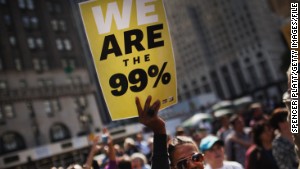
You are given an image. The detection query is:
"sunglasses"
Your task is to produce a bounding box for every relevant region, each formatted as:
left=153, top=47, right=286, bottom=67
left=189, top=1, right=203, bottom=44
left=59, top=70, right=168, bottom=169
left=175, top=153, right=204, bottom=169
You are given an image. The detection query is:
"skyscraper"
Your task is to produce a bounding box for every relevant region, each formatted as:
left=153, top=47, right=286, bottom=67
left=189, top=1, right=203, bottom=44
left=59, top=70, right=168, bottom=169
left=164, top=0, right=288, bottom=103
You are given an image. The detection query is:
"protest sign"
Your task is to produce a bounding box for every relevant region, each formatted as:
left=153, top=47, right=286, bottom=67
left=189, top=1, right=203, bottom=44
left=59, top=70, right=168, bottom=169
left=79, top=0, right=177, bottom=120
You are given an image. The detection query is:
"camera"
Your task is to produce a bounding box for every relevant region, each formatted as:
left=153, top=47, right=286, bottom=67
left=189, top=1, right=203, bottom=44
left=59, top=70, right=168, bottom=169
left=101, top=134, right=108, bottom=144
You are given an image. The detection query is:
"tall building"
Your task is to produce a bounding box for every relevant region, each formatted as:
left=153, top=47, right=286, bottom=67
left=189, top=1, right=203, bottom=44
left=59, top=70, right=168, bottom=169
left=164, top=0, right=288, bottom=104
left=0, top=0, right=105, bottom=168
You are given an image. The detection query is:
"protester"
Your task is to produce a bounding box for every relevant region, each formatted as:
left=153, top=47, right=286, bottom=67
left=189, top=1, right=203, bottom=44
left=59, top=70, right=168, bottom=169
left=136, top=95, right=205, bottom=169
left=83, top=135, right=101, bottom=169
left=117, top=155, right=132, bottom=169
left=216, top=114, right=233, bottom=143
left=124, top=137, right=139, bottom=156
left=175, top=126, right=186, bottom=136
left=135, top=132, right=151, bottom=158
left=245, top=121, right=278, bottom=169
left=225, top=115, right=251, bottom=166
left=248, top=103, right=268, bottom=127
left=114, top=144, right=125, bottom=157
left=270, top=107, right=298, bottom=169
left=200, top=135, right=243, bottom=169
left=82, top=128, right=117, bottom=169
left=131, top=152, right=151, bottom=169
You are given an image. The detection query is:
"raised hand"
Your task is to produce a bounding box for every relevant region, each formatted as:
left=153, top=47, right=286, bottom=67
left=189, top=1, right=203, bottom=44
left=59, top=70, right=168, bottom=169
left=135, top=95, right=166, bottom=134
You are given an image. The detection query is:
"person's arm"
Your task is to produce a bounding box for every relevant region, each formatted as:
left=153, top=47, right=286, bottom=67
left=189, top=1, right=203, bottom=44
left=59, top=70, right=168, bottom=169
left=104, top=128, right=118, bottom=169
left=83, top=136, right=101, bottom=169
left=105, top=128, right=116, bottom=162
left=231, top=135, right=251, bottom=148
left=136, top=96, right=169, bottom=169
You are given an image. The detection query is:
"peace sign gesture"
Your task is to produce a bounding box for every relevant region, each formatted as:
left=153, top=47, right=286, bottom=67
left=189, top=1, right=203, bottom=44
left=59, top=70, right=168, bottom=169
left=135, top=96, right=166, bottom=134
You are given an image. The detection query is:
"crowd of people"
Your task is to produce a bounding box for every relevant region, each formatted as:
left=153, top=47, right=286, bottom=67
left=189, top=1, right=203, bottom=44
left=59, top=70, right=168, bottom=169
left=52, top=66, right=299, bottom=169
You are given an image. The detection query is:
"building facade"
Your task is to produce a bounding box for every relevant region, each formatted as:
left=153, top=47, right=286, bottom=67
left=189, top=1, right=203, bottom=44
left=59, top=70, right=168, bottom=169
left=0, top=0, right=105, bottom=168
left=164, top=0, right=288, bottom=105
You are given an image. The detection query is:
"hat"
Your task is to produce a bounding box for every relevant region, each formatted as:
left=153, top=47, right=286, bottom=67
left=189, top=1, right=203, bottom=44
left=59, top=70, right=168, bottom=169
left=249, top=102, right=262, bottom=109
left=199, top=135, right=223, bottom=152
left=131, top=152, right=148, bottom=165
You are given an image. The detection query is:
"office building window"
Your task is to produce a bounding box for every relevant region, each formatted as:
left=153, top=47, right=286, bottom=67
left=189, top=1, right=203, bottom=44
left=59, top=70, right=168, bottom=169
left=50, top=123, right=70, bottom=142
left=37, top=79, right=43, bottom=87
left=22, top=16, right=30, bottom=29
left=37, top=78, right=45, bottom=87
left=27, top=37, right=35, bottom=49
left=62, top=59, right=76, bottom=70
left=75, top=96, right=87, bottom=109
left=1, top=132, right=26, bottom=154
left=67, top=76, right=81, bottom=86
left=51, top=20, right=58, bottom=31
left=41, top=59, right=49, bottom=71
left=185, top=91, right=191, bottom=99
left=26, top=0, right=34, bottom=10
left=210, top=71, right=225, bottom=99
left=247, top=65, right=259, bottom=88
left=31, top=17, right=39, bottom=29
left=64, top=39, right=72, bottom=51
left=194, top=88, right=201, bottom=95
left=9, top=36, right=16, bottom=47
left=26, top=102, right=34, bottom=113
left=33, top=58, right=41, bottom=71
left=4, top=15, right=12, bottom=27
left=259, top=60, right=273, bottom=82
left=0, top=81, right=7, bottom=90
left=36, top=38, right=44, bottom=49
left=23, top=16, right=39, bottom=29
left=204, top=84, right=211, bottom=93
left=15, top=58, right=23, bottom=71
left=52, top=99, right=61, bottom=112
left=18, top=0, right=35, bottom=10
left=18, top=0, right=26, bottom=9
left=44, top=99, right=61, bottom=117
left=56, top=39, right=63, bottom=50
left=44, top=100, right=53, bottom=117
left=3, top=133, right=18, bottom=151
left=59, top=20, right=67, bottom=31
left=232, top=61, right=247, bottom=92
left=4, top=104, right=15, bottom=118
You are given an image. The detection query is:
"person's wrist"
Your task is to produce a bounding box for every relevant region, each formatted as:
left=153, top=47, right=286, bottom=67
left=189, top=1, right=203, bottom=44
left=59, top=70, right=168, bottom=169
left=153, top=123, right=166, bottom=134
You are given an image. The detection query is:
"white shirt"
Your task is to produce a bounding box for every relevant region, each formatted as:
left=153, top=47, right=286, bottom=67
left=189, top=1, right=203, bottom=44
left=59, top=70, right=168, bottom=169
left=204, top=161, right=244, bottom=169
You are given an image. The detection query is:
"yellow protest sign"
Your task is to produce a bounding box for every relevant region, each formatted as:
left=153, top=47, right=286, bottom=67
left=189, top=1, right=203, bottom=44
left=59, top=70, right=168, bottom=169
left=79, top=0, right=177, bottom=120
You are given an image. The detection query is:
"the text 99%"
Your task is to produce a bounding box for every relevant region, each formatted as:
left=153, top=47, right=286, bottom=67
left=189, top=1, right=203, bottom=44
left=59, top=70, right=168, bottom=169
left=109, top=62, right=171, bottom=96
